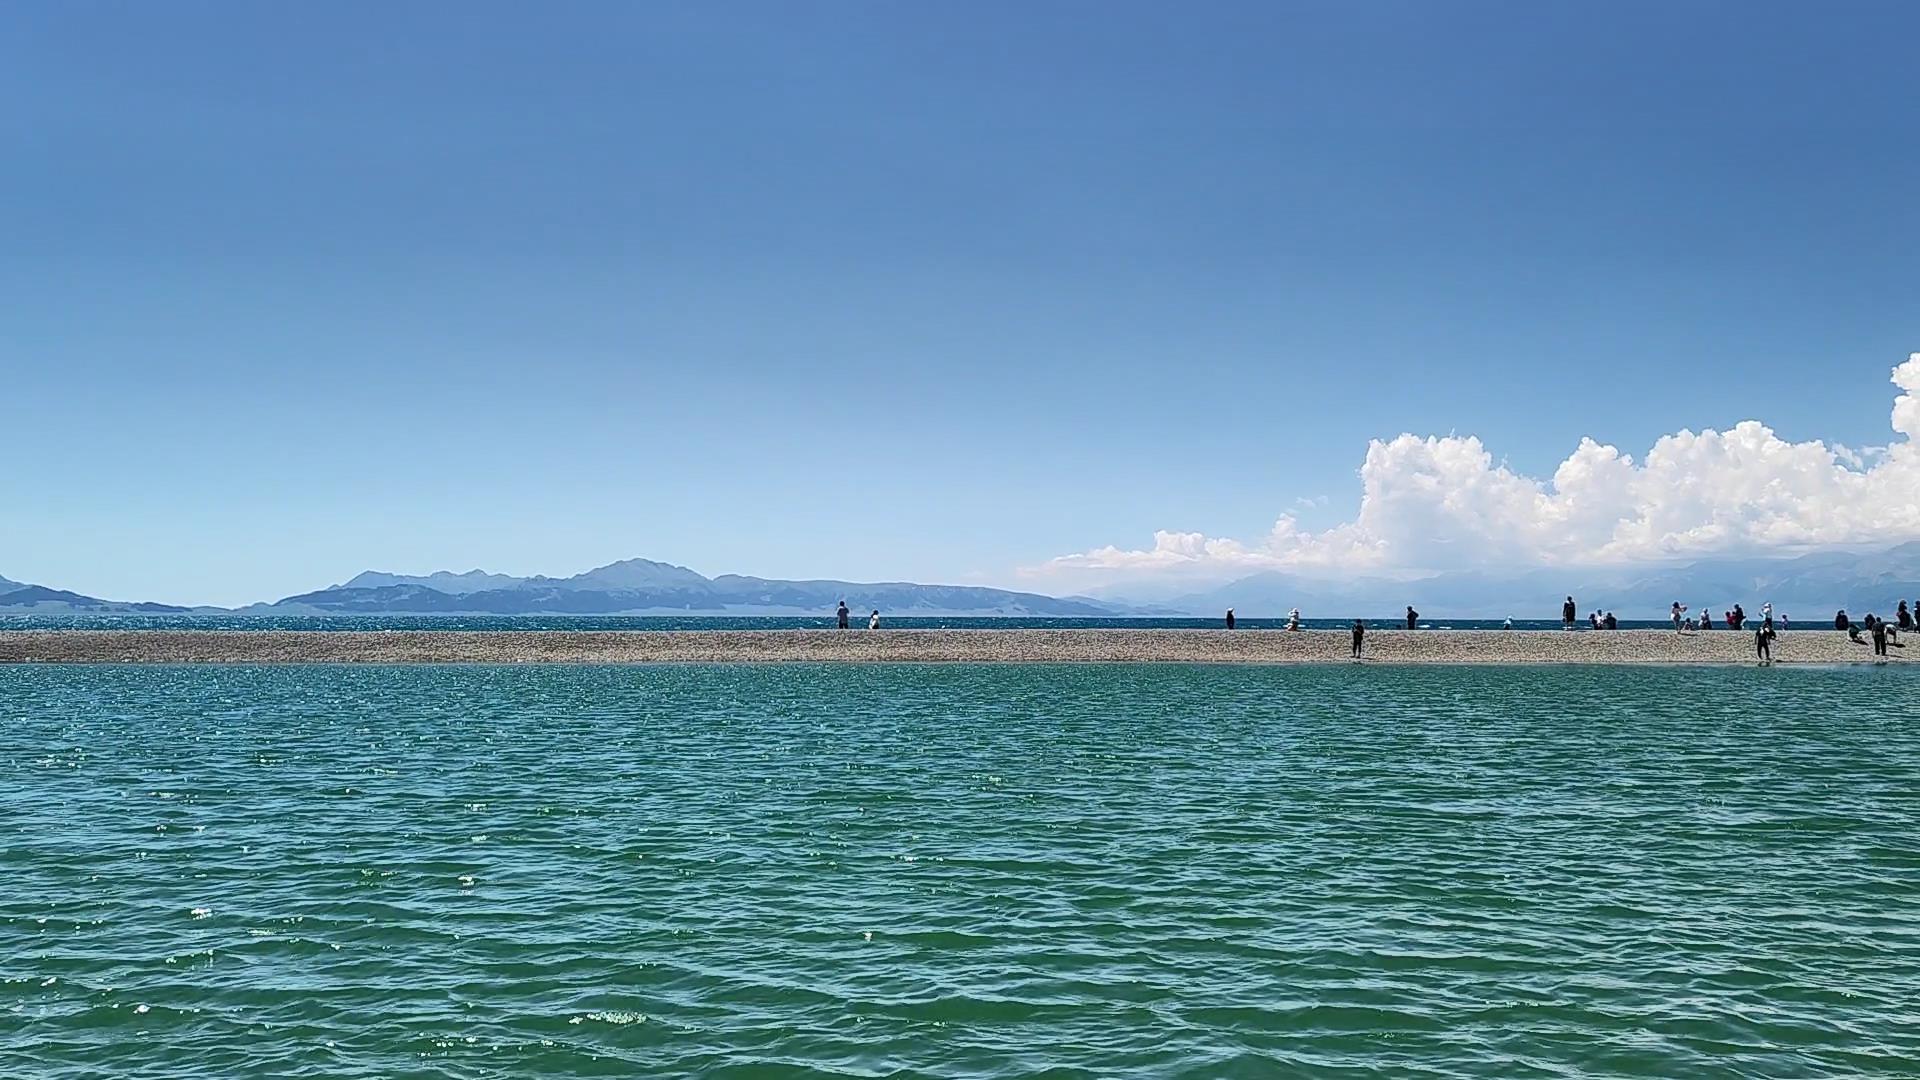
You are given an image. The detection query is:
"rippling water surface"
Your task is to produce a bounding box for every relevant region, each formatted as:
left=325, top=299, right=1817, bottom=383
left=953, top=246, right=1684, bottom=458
left=4, top=664, right=1918, bottom=1077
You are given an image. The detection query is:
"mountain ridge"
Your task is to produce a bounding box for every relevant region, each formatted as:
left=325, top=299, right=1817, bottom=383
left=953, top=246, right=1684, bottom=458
left=9, top=544, right=1920, bottom=617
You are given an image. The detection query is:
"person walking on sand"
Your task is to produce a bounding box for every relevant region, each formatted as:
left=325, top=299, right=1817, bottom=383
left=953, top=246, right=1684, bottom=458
left=1755, top=623, right=1776, bottom=664
left=836, top=600, right=850, bottom=629
left=868, top=610, right=881, bottom=630
left=1351, top=619, right=1366, bottom=659
left=1562, top=596, right=1577, bottom=630
left=1405, top=606, right=1419, bottom=630
left=1225, top=608, right=1236, bottom=630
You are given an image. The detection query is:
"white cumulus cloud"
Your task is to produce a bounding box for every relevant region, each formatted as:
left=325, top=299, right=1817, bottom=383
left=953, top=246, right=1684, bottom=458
left=1040, top=355, right=1920, bottom=581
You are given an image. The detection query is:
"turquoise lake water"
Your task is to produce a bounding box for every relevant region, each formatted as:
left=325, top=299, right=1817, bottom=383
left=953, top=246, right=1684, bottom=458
left=4, top=664, right=1918, bottom=1077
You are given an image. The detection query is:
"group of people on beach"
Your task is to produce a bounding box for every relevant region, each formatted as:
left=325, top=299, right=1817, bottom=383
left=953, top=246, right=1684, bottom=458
left=834, top=600, right=881, bottom=630
left=1835, top=604, right=1913, bottom=655
left=1665, top=600, right=1775, bottom=633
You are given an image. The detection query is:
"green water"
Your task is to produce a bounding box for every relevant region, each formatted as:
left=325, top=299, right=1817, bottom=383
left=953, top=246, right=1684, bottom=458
left=3, top=664, right=1918, bottom=1078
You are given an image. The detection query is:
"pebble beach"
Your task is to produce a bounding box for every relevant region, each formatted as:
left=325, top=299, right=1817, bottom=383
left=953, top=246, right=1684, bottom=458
left=0, top=628, right=1904, bottom=664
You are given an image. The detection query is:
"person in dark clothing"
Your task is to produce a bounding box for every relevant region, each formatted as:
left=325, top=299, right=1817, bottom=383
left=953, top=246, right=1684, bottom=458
left=1561, top=596, right=1577, bottom=629
left=1700, top=609, right=1713, bottom=631
left=1900, top=601, right=1913, bottom=631
left=1351, top=619, right=1366, bottom=658
left=1405, top=606, right=1419, bottom=630
left=1225, top=608, right=1236, bottom=630
left=1731, top=604, right=1745, bottom=630
left=1873, top=618, right=1889, bottom=656
left=1755, top=624, right=1775, bottom=663
left=836, top=600, right=850, bottom=629
left=1603, top=612, right=1618, bottom=630
left=1835, top=610, right=1850, bottom=632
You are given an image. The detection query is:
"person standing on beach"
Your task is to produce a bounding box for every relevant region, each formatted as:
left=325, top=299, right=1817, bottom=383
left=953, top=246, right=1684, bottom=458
left=1225, top=608, right=1236, bottom=630
left=868, top=610, right=881, bottom=630
left=1761, top=602, right=1773, bottom=631
left=1900, top=601, right=1913, bottom=631
left=1700, top=608, right=1713, bottom=631
left=1731, top=604, right=1745, bottom=630
left=1835, top=609, right=1851, bottom=632
left=1755, top=624, right=1775, bottom=664
left=836, top=600, right=850, bottom=629
left=1671, top=602, right=1685, bottom=632
left=1561, top=597, right=1576, bottom=630
left=1873, top=617, right=1889, bottom=656
left=1351, top=619, right=1366, bottom=658
left=1405, top=606, right=1418, bottom=630
left=1604, top=611, right=1617, bottom=630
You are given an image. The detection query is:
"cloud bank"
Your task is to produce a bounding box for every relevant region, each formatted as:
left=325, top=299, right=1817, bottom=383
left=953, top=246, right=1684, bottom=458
left=1042, top=355, right=1920, bottom=581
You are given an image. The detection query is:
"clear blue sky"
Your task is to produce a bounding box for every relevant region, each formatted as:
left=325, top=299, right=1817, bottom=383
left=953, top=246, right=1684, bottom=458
left=4, top=0, right=1917, bottom=606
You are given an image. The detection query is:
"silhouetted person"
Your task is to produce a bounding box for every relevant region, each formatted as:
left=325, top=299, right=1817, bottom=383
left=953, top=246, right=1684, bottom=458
left=1835, top=609, right=1851, bottom=632
left=1405, top=606, right=1418, bottom=630
left=868, top=610, right=881, bottom=630
left=1225, top=608, right=1236, bottom=630
left=1873, top=618, right=1889, bottom=656
left=1760, top=602, right=1772, bottom=630
left=1700, top=609, right=1713, bottom=631
left=1603, top=612, right=1618, bottom=630
left=1671, top=602, right=1684, bottom=632
left=1755, top=624, right=1775, bottom=663
left=1900, top=601, right=1913, bottom=631
left=836, top=600, right=850, bottom=629
left=1731, top=604, right=1745, bottom=630
left=1351, top=619, right=1366, bottom=658
left=1562, top=596, right=1577, bottom=630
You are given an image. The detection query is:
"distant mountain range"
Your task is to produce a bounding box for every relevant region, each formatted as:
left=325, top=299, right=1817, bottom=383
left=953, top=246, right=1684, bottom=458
left=7, top=545, right=1920, bottom=619
left=244, top=558, right=1126, bottom=616
left=1154, top=542, right=1920, bottom=620
left=0, top=575, right=192, bottom=614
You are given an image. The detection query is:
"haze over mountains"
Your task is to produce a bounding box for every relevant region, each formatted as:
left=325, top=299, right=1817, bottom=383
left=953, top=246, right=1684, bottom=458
left=6, top=548, right=1920, bottom=619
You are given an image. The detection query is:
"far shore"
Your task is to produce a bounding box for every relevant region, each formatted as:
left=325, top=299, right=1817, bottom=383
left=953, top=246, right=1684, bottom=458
left=0, top=628, right=1910, bottom=666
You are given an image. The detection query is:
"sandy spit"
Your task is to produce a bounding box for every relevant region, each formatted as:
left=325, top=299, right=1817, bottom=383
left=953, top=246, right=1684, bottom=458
left=0, top=629, right=1909, bottom=665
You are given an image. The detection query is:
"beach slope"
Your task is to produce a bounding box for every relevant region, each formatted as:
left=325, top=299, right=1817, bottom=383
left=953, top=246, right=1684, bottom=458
left=0, top=629, right=1903, bottom=665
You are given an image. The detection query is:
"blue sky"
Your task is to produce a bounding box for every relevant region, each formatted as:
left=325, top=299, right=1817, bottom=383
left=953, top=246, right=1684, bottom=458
left=4, top=1, right=1918, bottom=606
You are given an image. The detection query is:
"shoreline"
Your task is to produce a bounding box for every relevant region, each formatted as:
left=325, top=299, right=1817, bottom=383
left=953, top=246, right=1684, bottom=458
left=0, top=628, right=1910, bottom=666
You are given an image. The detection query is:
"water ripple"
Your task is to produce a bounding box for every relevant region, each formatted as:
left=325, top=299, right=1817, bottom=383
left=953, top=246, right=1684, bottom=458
left=2, top=663, right=1918, bottom=1077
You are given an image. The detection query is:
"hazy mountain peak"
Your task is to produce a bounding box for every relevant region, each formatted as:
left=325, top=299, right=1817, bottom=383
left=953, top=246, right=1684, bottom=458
left=557, top=558, right=711, bottom=591
left=342, top=569, right=528, bottom=594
